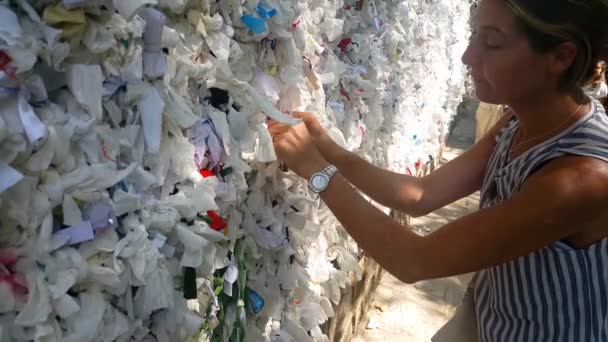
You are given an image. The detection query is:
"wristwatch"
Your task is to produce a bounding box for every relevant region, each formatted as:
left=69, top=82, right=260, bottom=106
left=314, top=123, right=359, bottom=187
left=308, top=164, right=338, bottom=194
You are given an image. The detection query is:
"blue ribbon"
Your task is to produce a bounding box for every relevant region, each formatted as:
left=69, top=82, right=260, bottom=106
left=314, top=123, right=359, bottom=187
left=246, top=288, right=265, bottom=314
left=256, top=4, right=277, bottom=19
left=241, top=15, right=267, bottom=35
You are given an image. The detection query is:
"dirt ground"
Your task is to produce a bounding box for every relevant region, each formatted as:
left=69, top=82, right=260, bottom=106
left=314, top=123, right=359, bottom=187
left=352, top=102, right=479, bottom=342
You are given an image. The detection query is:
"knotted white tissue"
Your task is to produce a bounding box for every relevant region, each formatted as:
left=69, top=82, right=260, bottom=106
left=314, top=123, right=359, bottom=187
left=0, top=6, right=22, bottom=46
left=14, top=272, right=52, bottom=327
left=113, top=0, right=157, bottom=19
left=140, top=7, right=167, bottom=78
left=138, top=84, right=164, bottom=154
left=62, top=290, right=106, bottom=342
left=66, top=64, right=104, bottom=120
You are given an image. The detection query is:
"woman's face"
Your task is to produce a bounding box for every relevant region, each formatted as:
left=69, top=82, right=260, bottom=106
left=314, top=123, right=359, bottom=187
left=462, top=0, right=560, bottom=105
left=593, top=62, right=605, bottom=79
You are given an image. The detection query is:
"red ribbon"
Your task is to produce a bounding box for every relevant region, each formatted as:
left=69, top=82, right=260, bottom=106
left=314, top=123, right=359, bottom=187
left=0, top=251, right=28, bottom=297
left=291, top=18, right=301, bottom=30
left=199, top=170, right=226, bottom=231
left=0, top=51, right=16, bottom=80
left=340, top=89, right=351, bottom=101
left=207, top=210, right=227, bottom=231
left=337, top=37, right=353, bottom=53
left=199, top=169, right=216, bottom=178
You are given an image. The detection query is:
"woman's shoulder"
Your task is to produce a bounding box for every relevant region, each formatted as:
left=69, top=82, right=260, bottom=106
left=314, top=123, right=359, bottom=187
left=598, top=83, right=608, bottom=98
left=555, top=103, right=608, bottom=161
left=577, top=100, right=608, bottom=129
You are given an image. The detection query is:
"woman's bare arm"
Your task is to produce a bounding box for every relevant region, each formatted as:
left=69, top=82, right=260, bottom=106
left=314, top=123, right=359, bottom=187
left=317, top=155, right=608, bottom=283
left=313, top=112, right=513, bottom=217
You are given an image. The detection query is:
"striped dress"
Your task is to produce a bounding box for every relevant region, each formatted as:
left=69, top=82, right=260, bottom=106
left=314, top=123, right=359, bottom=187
left=474, top=99, right=608, bottom=342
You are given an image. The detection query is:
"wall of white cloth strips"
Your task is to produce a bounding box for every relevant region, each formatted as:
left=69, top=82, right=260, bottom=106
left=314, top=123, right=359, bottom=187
left=0, top=0, right=469, bottom=341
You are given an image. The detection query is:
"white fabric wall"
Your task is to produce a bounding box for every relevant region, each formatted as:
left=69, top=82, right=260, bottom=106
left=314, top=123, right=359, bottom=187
left=0, top=0, right=469, bottom=341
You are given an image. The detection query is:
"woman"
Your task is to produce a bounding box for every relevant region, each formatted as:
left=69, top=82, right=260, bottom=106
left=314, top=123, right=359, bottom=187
left=269, top=0, right=608, bottom=341
left=583, top=61, right=608, bottom=104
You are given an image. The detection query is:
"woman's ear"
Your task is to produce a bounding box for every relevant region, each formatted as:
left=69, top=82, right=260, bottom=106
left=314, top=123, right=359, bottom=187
left=549, top=41, right=578, bottom=75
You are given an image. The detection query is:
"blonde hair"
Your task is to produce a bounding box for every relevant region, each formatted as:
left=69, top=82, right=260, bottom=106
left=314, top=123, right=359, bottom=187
left=505, top=0, right=608, bottom=89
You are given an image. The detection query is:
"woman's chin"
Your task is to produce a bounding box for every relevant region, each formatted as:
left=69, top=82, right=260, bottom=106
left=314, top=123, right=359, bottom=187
left=473, top=83, right=500, bottom=104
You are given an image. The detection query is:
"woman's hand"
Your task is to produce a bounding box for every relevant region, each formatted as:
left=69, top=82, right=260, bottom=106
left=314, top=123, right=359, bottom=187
left=270, top=111, right=342, bottom=162
left=268, top=112, right=330, bottom=179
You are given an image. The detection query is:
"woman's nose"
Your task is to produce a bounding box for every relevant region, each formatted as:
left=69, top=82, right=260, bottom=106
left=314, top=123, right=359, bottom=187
left=461, top=42, right=478, bottom=67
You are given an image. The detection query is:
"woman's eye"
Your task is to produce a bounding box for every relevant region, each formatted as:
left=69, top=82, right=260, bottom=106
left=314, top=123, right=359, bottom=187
left=481, top=34, right=499, bottom=47
left=483, top=41, right=501, bottom=49
left=469, top=34, right=499, bottom=50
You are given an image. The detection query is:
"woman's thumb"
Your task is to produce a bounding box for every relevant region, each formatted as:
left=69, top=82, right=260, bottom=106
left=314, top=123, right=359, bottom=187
left=292, top=111, right=319, bottom=131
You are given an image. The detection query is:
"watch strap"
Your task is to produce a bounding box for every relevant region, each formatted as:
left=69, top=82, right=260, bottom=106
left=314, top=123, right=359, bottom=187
left=321, top=164, right=338, bottom=178
left=308, top=164, right=338, bottom=194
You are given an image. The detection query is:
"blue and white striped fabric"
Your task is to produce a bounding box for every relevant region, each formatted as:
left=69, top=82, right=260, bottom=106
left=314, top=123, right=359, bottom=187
left=474, top=99, right=608, bottom=342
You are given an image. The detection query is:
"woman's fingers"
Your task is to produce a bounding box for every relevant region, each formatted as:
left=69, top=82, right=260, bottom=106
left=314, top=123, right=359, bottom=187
left=268, top=124, right=291, bottom=136
left=291, top=111, right=323, bottom=136
left=291, top=111, right=313, bottom=119
left=272, top=133, right=283, bottom=143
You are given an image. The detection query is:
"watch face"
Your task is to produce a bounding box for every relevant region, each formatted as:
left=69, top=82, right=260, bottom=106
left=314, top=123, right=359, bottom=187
left=311, top=174, right=329, bottom=191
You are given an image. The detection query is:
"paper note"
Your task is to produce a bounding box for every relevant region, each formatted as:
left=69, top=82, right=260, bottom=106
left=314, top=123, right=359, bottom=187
left=52, top=221, right=95, bottom=249
left=159, top=244, right=175, bottom=257
left=18, top=93, right=47, bottom=144
left=151, top=233, right=167, bottom=249
left=0, top=163, right=23, bottom=194
left=140, top=8, right=167, bottom=78
left=85, top=202, right=115, bottom=232
left=138, top=85, right=164, bottom=154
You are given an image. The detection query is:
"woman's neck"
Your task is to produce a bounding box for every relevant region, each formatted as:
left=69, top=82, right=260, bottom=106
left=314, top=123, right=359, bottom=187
left=508, top=92, right=588, bottom=140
